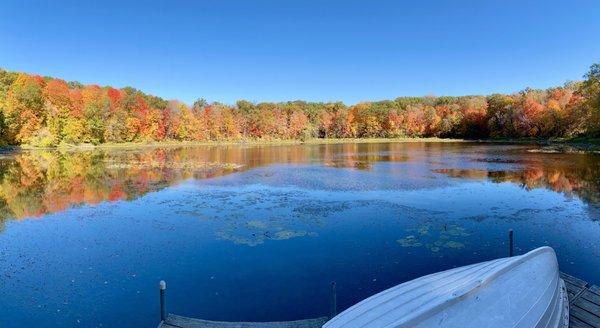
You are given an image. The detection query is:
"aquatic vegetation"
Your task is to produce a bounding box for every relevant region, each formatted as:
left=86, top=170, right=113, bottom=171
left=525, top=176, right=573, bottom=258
left=216, top=220, right=318, bottom=247
left=396, top=235, right=422, bottom=247
left=246, top=220, right=268, bottom=229
left=444, top=241, right=466, bottom=249
left=444, top=225, right=470, bottom=237
left=0, top=142, right=598, bottom=227
left=325, top=161, right=372, bottom=170
left=292, top=200, right=352, bottom=218
left=274, top=230, right=308, bottom=239
left=397, top=224, right=470, bottom=253
left=0, top=142, right=599, bottom=328
left=417, top=226, right=430, bottom=235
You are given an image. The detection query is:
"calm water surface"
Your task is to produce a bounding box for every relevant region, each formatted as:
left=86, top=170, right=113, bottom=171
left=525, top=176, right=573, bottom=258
left=0, top=142, right=598, bottom=327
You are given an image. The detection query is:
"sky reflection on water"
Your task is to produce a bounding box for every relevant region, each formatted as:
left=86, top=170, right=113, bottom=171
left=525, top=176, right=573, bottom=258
left=0, top=142, right=598, bottom=327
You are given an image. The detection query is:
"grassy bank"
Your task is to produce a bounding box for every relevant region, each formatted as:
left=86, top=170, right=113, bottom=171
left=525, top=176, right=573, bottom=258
left=478, top=137, right=600, bottom=153
left=15, top=137, right=466, bottom=151
left=6, top=136, right=599, bottom=153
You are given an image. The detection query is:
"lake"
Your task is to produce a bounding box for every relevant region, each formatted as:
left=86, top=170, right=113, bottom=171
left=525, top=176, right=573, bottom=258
left=0, top=142, right=598, bottom=327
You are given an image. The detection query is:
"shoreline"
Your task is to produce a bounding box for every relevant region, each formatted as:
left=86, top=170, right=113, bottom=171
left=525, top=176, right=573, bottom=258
left=2, top=137, right=598, bottom=153
left=12, top=137, right=468, bottom=151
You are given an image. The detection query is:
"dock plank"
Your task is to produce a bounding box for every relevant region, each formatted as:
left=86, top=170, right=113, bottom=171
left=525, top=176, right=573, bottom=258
left=562, top=272, right=589, bottom=305
left=581, top=290, right=600, bottom=308
left=571, top=316, right=595, bottom=328
left=561, top=271, right=600, bottom=328
left=574, top=297, right=600, bottom=319
left=562, top=273, right=588, bottom=288
left=571, top=306, right=600, bottom=328
left=158, top=322, right=180, bottom=328
left=163, top=314, right=328, bottom=328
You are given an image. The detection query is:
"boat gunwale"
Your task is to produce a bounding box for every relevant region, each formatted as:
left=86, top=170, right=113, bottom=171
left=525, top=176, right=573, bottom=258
left=326, top=246, right=560, bottom=327
left=325, top=258, right=511, bottom=327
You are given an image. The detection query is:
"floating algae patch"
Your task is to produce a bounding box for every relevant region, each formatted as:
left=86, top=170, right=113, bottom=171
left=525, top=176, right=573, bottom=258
left=472, top=157, right=534, bottom=164
left=417, top=225, right=430, bottom=236
left=444, top=225, right=470, bottom=237
left=444, top=241, right=465, bottom=249
left=174, top=209, right=211, bottom=220
left=398, top=223, right=470, bottom=253
left=325, top=161, right=373, bottom=170
left=274, top=230, right=307, bottom=239
left=396, top=235, right=423, bottom=247
left=216, top=218, right=318, bottom=246
left=246, top=220, right=269, bottom=229
left=292, top=200, right=352, bottom=218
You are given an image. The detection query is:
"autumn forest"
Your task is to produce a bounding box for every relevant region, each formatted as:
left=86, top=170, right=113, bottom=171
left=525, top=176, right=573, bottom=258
left=0, top=64, right=599, bottom=147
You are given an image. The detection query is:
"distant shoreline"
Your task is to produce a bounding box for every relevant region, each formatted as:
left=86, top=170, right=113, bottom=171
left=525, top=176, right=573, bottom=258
left=4, top=137, right=461, bottom=151
left=1, top=137, right=598, bottom=153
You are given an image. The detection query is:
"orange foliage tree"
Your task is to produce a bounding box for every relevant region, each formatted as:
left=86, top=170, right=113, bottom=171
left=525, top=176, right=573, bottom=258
left=0, top=63, right=599, bottom=146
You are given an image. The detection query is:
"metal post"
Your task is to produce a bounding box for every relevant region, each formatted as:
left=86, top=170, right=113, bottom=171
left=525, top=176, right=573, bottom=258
left=330, top=281, right=337, bottom=318
left=508, top=229, right=514, bottom=257
left=160, top=280, right=167, bottom=322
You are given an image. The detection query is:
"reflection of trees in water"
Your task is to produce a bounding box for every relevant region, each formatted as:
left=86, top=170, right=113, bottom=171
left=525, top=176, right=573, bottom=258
left=489, top=165, right=600, bottom=221
left=0, top=143, right=426, bottom=224
left=0, top=143, right=598, bottom=226
left=488, top=166, right=600, bottom=204
left=586, top=204, right=600, bottom=222
left=0, top=148, right=243, bottom=224
left=434, top=155, right=600, bottom=206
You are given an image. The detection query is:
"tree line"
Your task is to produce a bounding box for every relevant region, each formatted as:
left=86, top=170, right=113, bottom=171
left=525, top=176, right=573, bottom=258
left=0, top=63, right=598, bottom=147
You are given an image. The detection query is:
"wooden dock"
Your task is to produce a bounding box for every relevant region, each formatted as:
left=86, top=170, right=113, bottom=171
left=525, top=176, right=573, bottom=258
left=158, top=315, right=328, bottom=328
left=561, top=272, right=600, bottom=328
left=158, top=273, right=599, bottom=328
left=156, top=279, right=330, bottom=328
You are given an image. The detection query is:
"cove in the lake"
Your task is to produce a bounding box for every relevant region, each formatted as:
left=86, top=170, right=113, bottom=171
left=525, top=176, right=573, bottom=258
left=0, top=142, right=598, bottom=327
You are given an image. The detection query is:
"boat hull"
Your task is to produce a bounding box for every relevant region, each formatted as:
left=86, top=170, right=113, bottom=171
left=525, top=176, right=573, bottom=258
left=324, top=247, right=569, bottom=328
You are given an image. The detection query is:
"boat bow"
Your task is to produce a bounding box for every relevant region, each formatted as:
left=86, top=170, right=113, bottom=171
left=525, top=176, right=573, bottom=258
left=324, top=247, right=569, bottom=328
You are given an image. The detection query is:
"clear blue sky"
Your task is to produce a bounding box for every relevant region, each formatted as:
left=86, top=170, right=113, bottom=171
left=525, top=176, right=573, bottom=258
left=1, top=0, right=599, bottom=105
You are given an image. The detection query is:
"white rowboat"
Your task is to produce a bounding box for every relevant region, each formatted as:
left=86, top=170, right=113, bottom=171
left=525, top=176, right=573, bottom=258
left=324, top=247, right=569, bottom=328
